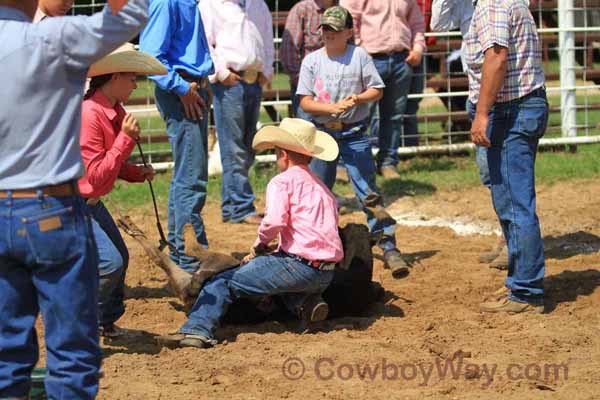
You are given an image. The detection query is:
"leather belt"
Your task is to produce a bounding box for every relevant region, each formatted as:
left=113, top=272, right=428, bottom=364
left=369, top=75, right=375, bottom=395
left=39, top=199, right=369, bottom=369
left=319, top=119, right=366, bottom=133
left=0, top=182, right=77, bottom=199
left=284, top=252, right=336, bottom=271
left=370, top=50, right=409, bottom=59
left=177, top=70, right=209, bottom=89
left=231, top=69, right=259, bottom=84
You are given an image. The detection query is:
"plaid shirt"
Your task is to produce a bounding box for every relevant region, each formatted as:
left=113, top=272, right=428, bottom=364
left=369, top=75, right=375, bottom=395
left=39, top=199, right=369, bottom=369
left=464, top=0, right=545, bottom=103
left=281, top=0, right=328, bottom=85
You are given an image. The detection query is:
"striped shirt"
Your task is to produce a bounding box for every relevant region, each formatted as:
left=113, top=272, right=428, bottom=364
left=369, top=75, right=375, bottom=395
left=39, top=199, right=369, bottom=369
left=464, top=0, right=545, bottom=103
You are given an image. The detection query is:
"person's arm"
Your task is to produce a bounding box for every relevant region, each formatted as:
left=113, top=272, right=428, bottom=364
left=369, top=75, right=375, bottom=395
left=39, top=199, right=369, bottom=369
left=118, top=163, right=146, bottom=182
left=46, top=0, right=148, bottom=72
left=255, top=180, right=290, bottom=246
left=430, top=0, right=462, bottom=32
left=81, top=111, right=139, bottom=190
left=281, top=5, right=304, bottom=86
left=471, top=45, right=508, bottom=146
left=340, top=0, right=363, bottom=45
left=406, top=0, right=427, bottom=67
left=259, top=2, right=275, bottom=82
left=199, top=0, right=236, bottom=84
left=470, top=1, right=510, bottom=147
left=139, top=0, right=190, bottom=96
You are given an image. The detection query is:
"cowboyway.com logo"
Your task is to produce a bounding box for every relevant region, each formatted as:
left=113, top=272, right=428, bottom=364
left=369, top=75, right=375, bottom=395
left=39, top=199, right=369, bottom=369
left=281, top=356, right=568, bottom=386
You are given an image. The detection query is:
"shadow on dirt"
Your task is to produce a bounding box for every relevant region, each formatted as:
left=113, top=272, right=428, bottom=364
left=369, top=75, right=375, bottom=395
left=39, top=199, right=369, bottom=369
left=544, top=231, right=600, bottom=260
left=544, top=268, right=600, bottom=313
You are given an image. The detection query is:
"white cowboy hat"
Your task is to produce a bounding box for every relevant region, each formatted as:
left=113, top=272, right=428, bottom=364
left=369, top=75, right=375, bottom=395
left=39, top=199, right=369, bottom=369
left=88, top=43, right=167, bottom=77
left=253, top=118, right=339, bottom=161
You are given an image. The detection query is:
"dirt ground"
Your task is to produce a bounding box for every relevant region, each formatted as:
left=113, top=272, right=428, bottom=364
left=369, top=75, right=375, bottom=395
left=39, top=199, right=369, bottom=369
left=37, top=178, right=600, bottom=399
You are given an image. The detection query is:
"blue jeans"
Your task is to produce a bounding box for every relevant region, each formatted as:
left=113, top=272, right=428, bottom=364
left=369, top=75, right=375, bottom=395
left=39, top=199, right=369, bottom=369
left=309, top=124, right=397, bottom=252
left=372, top=52, right=413, bottom=168
left=210, top=81, right=261, bottom=223
left=155, top=86, right=210, bottom=272
left=86, top=200, right=128, bottom=326
left=0, top=194, right=101, bottom=399
left=476, top=145, right=491, bottom=188
left=468, top=89, right=548, bottom=305
left=180, top=252, right=334, bottom=340
left=403, top=62, right=425, bottom=147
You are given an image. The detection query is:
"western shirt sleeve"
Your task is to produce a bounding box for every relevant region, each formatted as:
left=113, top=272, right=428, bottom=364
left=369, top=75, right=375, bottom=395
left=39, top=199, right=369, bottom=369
left=260, top=1, right=275, bottom=80
left=256, top=179, right=290, bottom=246
left=118, top=163, right=145, bottom=183
left=478, top=0, right=510, bottom=51
left=281, top=4, right=304, bottom=84
left=430, top=0, right=462, bottom=31
left=361, top=50, right=385, bottom=89
left=340, top=0, right=363, bottom=46
left=139, top=0, right=191, bottom=96
left=407, top=0, right=427, bottom=54
left=199, top=0, right=230, bottom=82
left=48, top=0, right=148, bottom=72
left=80, top=108, right=137, bottom=190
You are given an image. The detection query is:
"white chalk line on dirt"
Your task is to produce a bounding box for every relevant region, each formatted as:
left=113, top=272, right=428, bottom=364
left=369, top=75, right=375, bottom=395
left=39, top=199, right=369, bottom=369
left=391, top=212, right=502, bottom=236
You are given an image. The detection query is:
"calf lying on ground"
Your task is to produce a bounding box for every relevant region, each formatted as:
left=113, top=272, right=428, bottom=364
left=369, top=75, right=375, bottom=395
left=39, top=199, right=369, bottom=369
left=117, top=218, right=385, bottom=319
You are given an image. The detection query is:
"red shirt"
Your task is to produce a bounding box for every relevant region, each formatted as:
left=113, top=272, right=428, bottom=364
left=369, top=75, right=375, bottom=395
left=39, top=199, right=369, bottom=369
left=78, top=90, right=144, bottom=198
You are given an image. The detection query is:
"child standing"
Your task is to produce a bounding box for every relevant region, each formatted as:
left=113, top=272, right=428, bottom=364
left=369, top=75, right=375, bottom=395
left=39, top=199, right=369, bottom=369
left=159, top=118, right=343, bottom=348
left=297, top=6, right=410, bottom=278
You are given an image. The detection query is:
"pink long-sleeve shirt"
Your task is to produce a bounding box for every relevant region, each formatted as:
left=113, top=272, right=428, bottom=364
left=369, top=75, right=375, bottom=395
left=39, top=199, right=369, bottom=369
left=78, top=90, right=144, bottom=198
left=341, top=0, right=427, bottom=55
left=255, top=165, right=344, bottom=263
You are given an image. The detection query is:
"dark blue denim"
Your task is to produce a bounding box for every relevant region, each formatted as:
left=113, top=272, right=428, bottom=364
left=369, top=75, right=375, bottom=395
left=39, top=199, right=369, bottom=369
left=403, top=62, right=425, bottom=147
left=210, top=81, right=262, bottom=223
left=86, top=200, right=128, bottom=326
left=309, top=123, right=397, bottom=252
left=468, top=89, right=548, bottom=305
left=155, top=86, right=210, bottom=273
left=180, top=252, right=333, bottom=339
left=371, top=51, right=414, bottom=167
left=475, top=145, right=491, bottom=188
left=0, top=194, right=101, bottom=399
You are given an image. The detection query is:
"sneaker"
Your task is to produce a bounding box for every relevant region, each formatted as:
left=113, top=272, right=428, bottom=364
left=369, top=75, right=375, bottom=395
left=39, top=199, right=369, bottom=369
left=479, top=297, right=544, bottom=314
left=299, top=294, right=329, bottom=324
left=384, top=249, right=410, bottom=278
left=489, top=245, right=509, bottom=270
left=478, top=238, right=506, bottom=263
left=380, top=166, right=401, bottom=180
left=156, top=332, right=216, bottom=349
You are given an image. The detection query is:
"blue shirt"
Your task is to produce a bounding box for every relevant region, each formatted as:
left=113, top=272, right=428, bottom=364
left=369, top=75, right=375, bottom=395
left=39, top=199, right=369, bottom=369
left=0, top=2, right=149, bottom=190
left=140, top=0, right=214, bottom=96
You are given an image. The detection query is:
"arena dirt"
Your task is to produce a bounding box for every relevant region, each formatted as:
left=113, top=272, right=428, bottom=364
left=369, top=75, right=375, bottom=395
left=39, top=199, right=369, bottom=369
left=35, top=179, right=600, bottom=399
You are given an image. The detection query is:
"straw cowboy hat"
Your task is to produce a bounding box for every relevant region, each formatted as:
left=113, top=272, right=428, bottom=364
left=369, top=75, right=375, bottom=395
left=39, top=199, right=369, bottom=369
left=253, top=118, right=339, bottom=161
left=88, top=43, right=167, bottom=77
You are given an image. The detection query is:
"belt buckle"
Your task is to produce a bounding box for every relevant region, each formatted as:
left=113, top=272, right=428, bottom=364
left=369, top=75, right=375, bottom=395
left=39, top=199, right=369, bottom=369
left=242, top=69, right=258, bottom=84
left=324, top=120, right=343, bottom=131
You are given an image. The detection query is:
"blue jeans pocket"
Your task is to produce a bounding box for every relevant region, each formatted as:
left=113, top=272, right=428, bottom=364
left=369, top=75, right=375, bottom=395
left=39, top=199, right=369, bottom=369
left=517, top=98, right=549, bottom=139
left=23, top=205, right=84, bottom=265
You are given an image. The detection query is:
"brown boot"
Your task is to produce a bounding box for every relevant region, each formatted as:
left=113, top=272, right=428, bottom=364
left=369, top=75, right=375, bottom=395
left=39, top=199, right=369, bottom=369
left=336, top=167, right=350, bottom=183
left=384, top=249, right=411, bottom=278
left=156, top=332, right=216, bottom=349
left=483, top=286, right=509, bottom=302
left=489, top=245, right=509, bottom=270
left=380, top=166, right=401, bottom=179
left=478, top=238, right=506, bottom=263
left=480, top=297, right=543, bottom=314
left=240, top=214, right=262, bottom=225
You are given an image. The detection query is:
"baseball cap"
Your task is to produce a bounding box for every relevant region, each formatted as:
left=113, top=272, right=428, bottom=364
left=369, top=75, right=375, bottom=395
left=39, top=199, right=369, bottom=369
left=319, top=5, right=353, bottom=31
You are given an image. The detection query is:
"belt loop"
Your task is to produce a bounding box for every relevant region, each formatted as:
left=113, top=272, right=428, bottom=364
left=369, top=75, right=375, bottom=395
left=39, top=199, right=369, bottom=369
left=6, top=190, right=12, bottom=206
left=36, top=189, right=44, bottom=202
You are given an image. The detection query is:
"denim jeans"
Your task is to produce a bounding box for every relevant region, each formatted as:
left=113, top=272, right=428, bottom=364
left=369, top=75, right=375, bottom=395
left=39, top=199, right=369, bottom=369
left=372, top=52, right=413, bottom=168
left=86, top=200, right=128, bottom=326
left=0, top=194, right=101, bottom=399
left=210, top=81, right=261, bottom=223
left=155, top=86, right=210, bottom=272
left=468, top=89, right=548, bottom=305
left=475, top=145, right=491, bottom=188
left=180, top=252, right=333, bottom=339
left=403, top=62, right=425, bottom=147
left=309, top=124, right=397, bottom=252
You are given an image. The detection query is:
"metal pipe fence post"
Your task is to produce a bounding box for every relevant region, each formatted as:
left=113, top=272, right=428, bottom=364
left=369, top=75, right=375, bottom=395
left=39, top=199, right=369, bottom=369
left=559, top=0, right=577, bottom=138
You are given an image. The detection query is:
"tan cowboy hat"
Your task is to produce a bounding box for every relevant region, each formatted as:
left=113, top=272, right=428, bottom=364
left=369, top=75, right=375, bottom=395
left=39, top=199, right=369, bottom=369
left=88, top=43, right=167, bottom=77
left=253, top=118, right=339, bottom=161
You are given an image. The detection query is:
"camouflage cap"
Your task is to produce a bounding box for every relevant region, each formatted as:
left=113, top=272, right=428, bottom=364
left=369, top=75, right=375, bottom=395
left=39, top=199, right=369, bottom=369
left=319, top=6, right=352, bottom=31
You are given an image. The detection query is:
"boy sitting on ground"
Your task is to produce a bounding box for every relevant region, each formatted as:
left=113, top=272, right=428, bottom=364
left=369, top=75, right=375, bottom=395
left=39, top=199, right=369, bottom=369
left=297, top=5, right=411, bottom=278
left=160, top=118, right=344, bottom=348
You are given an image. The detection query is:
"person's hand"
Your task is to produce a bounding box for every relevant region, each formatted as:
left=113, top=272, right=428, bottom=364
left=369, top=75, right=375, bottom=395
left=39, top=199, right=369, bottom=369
left=141, top=166, right=155, bottom=182
left=406, top=50, right=423, bottom=67
left=258, top=72, right=269, bottom=87
left=330, top=97, right=357, bottom=115
left=221, top=71, right=242, bottom=87
left=471, top=113, right=491, bottom=147
left=122, top=113, right=141, bottom=141
left=178, top=82, right=206, bottom=121
left=241, top=252, right=255, bottom=265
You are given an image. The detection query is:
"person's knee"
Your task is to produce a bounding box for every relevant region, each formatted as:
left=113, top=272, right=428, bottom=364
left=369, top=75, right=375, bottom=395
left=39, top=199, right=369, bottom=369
left=100, top=245, right=124, bottom=275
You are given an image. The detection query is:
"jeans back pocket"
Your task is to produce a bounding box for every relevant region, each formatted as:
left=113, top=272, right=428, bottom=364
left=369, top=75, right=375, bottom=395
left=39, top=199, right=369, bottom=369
left=516, top=97, right=549, bottom=139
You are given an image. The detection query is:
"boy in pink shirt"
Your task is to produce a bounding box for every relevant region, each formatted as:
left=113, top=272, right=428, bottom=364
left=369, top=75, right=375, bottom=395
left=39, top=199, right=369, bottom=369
left=162, top=118, right=343, bottom=349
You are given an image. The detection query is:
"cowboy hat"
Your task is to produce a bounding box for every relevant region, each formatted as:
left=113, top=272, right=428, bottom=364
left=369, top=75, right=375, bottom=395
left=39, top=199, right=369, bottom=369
left=252, top=118, right=339, bottom=161
left=88, top=43, right=167, bottom=77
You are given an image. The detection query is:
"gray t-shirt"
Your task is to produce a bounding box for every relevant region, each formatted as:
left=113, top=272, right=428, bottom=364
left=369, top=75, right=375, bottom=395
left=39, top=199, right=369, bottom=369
left=296, top=44, right=385, bottom=124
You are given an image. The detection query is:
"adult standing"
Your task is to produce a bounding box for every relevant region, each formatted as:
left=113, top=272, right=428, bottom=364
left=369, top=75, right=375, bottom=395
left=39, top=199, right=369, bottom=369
left=199, top=0, right=274, bottom=225
left=341, top=0, right=426, bottom=179
left=140, top=0, right=215, bottom=273
left=0, top=0, right=148, bottom=398
left=464, top=0, right=547, bottom=313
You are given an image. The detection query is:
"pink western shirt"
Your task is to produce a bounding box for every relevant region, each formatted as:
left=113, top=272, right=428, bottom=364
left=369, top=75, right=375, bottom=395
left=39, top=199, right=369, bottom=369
left=255, top=165, right=344, bottom=263
left=78, top=90, right=144, bottom=198
left=341, top=0, right=427, bottom=55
